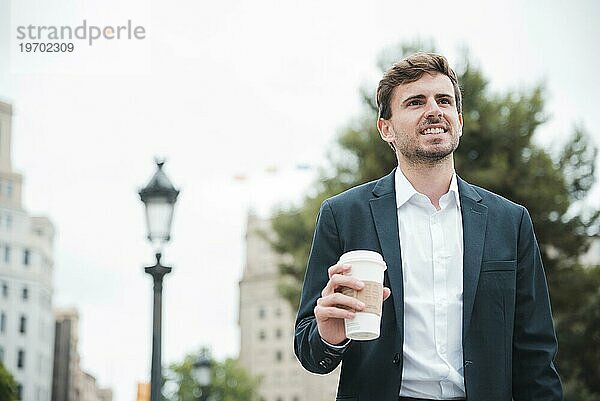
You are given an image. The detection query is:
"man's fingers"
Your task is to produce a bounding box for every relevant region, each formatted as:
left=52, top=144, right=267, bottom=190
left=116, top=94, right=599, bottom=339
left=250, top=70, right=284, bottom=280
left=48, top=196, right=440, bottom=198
left=383, top=287, right=391, bottom=301
left=314, top=304, right=355, bottom=320
left=317, top=292, right=365, bottom=311
left=328, top=263, right=351, bottom=278
left=321, top=273, right=364, bottom=297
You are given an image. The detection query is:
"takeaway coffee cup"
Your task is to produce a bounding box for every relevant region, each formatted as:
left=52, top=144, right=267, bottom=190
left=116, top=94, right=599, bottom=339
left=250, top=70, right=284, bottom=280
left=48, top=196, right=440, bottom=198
left=338, top=250, right=387, bottom=340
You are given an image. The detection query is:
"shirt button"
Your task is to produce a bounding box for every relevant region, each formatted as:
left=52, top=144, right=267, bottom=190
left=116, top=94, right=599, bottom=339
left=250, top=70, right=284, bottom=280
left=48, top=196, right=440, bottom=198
left=392, top=353, right=401, bottom=365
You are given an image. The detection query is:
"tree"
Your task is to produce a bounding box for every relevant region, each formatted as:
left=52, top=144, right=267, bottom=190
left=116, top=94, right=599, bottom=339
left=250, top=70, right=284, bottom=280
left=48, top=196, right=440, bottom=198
left=270, top=42, right=600, bottom=397
left=163, top=354, right=261, bottom=401
left=0, top=362, right=17, bottom=401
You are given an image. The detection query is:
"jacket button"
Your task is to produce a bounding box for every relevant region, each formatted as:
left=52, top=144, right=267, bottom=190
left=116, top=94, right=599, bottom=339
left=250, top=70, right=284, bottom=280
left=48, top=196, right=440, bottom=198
left=392, top=353, right=401, bottom=365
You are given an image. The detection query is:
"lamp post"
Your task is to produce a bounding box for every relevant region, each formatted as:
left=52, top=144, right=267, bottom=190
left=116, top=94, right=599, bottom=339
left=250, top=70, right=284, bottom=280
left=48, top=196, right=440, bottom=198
left=192, top=348, right=213, bottom=401
left=139, top=160, right=180, bottom=401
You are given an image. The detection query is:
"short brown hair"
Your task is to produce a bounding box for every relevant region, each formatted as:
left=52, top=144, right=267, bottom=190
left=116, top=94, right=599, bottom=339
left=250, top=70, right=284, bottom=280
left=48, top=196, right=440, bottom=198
left=376, top=52, right=462, bottom=119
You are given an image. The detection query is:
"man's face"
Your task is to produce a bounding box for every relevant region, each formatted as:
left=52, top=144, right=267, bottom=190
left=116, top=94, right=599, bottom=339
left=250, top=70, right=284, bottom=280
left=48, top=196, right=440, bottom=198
left=378, top=72, right=463, bottom=165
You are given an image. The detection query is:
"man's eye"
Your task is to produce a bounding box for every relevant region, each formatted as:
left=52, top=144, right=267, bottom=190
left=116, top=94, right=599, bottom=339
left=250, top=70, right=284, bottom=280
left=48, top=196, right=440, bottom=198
left=439, top=98, right=451, bottom=104
left=408, top=100, right=422, bottom=106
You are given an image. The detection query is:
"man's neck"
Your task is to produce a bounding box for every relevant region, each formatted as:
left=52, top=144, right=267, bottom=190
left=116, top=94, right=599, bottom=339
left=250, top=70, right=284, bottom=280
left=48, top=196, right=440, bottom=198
left=398, top=156, right=455, bottom=210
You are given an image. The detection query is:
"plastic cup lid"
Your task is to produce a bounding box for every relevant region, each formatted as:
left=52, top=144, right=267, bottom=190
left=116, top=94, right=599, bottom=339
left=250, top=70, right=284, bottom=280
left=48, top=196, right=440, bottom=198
left=339, top=250, right=386, bottom=266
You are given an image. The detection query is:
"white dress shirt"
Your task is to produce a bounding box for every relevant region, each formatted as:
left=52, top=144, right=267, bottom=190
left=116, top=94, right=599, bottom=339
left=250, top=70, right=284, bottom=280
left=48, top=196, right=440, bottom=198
left=395, top=168, right=466, bottom=399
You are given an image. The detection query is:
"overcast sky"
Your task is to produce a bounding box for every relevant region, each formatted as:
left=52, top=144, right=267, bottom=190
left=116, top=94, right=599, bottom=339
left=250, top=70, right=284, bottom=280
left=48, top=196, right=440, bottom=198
left=1, top=0, right=599, bottom=400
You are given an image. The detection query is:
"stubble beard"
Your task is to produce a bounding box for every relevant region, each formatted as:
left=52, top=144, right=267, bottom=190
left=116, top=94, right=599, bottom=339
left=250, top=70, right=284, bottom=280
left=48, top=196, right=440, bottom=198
left=395, top=127, right=460, bottom=167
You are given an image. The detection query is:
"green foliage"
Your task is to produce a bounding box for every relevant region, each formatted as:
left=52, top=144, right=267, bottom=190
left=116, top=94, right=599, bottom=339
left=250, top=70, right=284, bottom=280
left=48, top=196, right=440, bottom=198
left=564, top=376, right=600, bottom=401
left=270, top=42, right=600, bottom=397
left=163, top=354, right=260, bottom=401
left=0, top=362, right=17, bottom=401
left=555, top=270, right=600, bottom=396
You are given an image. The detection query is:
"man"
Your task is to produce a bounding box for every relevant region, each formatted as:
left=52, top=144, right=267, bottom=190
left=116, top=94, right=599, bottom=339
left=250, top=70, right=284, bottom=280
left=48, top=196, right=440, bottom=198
left=294, top=53, right=563, bottom=401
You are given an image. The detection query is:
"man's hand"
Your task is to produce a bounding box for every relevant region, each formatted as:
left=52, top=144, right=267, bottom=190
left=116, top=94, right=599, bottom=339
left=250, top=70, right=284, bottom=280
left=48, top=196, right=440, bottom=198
left=314, top=263, right=391, bottom=345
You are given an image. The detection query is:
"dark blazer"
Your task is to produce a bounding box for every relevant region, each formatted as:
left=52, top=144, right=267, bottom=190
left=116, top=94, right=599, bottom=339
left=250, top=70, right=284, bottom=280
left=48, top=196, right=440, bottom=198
left=294, top=169, right=563, bottom=401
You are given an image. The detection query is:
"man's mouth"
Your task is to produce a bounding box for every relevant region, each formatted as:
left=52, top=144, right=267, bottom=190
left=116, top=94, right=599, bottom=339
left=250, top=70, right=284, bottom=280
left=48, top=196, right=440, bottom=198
left=420, top=126, right=448, bottom=135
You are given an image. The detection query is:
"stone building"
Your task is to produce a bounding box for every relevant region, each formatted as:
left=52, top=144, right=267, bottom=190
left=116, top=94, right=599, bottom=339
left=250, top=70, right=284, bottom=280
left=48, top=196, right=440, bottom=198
left=52, top=308, right=112, bottom=401
left=52, top=308, right=81, bottom=401
left=238, top=214, right=340, bottom=401
left=0, top=101, right=55, bottom=401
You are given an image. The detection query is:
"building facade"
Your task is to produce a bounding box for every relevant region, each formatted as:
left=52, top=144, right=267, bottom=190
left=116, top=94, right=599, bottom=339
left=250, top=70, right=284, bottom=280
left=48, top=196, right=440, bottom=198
left=238, top=214, right=340, bottom=401
left=52, top=308, right=112, bottom=401
left=96, top=388, right=113, bottom=401
left=52, top=308, right=81, bottom=401
left=0, top=101, right=55, bottom=401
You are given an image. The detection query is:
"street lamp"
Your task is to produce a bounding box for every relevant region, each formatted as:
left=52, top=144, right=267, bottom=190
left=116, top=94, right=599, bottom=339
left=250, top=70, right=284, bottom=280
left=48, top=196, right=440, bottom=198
left=139, top=160, right=180, bottom=401
left=192, top=348, right=213, bottom=401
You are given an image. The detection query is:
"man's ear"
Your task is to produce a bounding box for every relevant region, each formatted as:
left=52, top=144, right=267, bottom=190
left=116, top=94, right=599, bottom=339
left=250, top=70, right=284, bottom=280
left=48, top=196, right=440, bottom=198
left=377, top=118, right=395, bottom=144
left=458, top=113, right=463, bottom=137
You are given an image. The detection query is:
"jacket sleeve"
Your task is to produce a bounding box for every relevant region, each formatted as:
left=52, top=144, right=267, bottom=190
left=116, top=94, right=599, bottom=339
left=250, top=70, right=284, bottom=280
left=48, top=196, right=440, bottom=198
left=512, top=207, right=563, bottom=400
left=294, top=200, right=347, bottom=374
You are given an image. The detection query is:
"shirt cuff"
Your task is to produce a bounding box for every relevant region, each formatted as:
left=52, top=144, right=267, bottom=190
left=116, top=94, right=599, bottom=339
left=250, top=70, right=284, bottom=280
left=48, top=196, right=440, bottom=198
left=320, top=337, right=351, bottom=350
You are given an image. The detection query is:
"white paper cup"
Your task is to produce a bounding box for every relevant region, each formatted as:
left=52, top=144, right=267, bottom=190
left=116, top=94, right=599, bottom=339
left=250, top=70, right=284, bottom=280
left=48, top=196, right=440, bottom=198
left=338, top=250, right=387, bottom=340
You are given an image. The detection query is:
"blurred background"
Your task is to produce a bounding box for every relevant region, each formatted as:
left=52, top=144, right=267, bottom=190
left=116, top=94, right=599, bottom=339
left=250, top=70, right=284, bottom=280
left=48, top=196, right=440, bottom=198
left=0, top=0, right=598, bottom=400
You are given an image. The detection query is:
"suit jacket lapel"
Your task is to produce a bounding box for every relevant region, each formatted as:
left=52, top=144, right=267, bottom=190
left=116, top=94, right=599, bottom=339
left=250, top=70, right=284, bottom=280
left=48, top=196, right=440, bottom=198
left=458, top=177, right=488, bottom=337
left=370, top=169, right=404, bottom=334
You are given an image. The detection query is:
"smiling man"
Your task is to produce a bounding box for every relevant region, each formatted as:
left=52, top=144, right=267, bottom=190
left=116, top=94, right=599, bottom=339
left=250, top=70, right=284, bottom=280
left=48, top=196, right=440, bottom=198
left=294, top=53, right=563, bottom=401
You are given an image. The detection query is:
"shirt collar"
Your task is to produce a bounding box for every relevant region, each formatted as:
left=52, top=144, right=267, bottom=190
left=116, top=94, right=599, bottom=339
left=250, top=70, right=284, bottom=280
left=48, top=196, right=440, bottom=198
left=394, top=168, right=420, bottom=208
left=394, top=168, right=461, bottom=209
left=447, top=172, right=461, bottom=209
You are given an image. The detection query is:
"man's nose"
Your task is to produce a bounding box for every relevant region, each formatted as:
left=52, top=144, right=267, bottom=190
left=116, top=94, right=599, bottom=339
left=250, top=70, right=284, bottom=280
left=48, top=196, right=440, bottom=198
left=425, top=98, right=443, bottom=118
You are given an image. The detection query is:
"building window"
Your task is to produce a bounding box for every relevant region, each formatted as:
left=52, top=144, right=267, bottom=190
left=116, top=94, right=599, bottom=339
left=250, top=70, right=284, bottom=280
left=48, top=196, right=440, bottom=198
left=17, top=349, right=25, bottom=369
left=22, top=286, right=28, bottom=300
left=0, top=345, right=4, bottom=362
left=275, top=350, right=282, bottom=362
left=6, top=181, right=12, bottom=198
left=275, top=307, right=282, bottom=317
left=2, top=282, right=7, bottom=298
left=259, top=330, right=266, bottom=341
left=3, top=246, right=9, bottom=263
left=23, top=249, right=31, bottom=266
left=19, top=315, right=26, bottom=334
left=5, top=214, right=12, bottom=230
left=275, top=328, right=282, bottom=339
left=16, top=383, right=22, bottom=400
left=0, top=312, right=5, bottom=333
left=258, top=307, right=266, bottom=319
